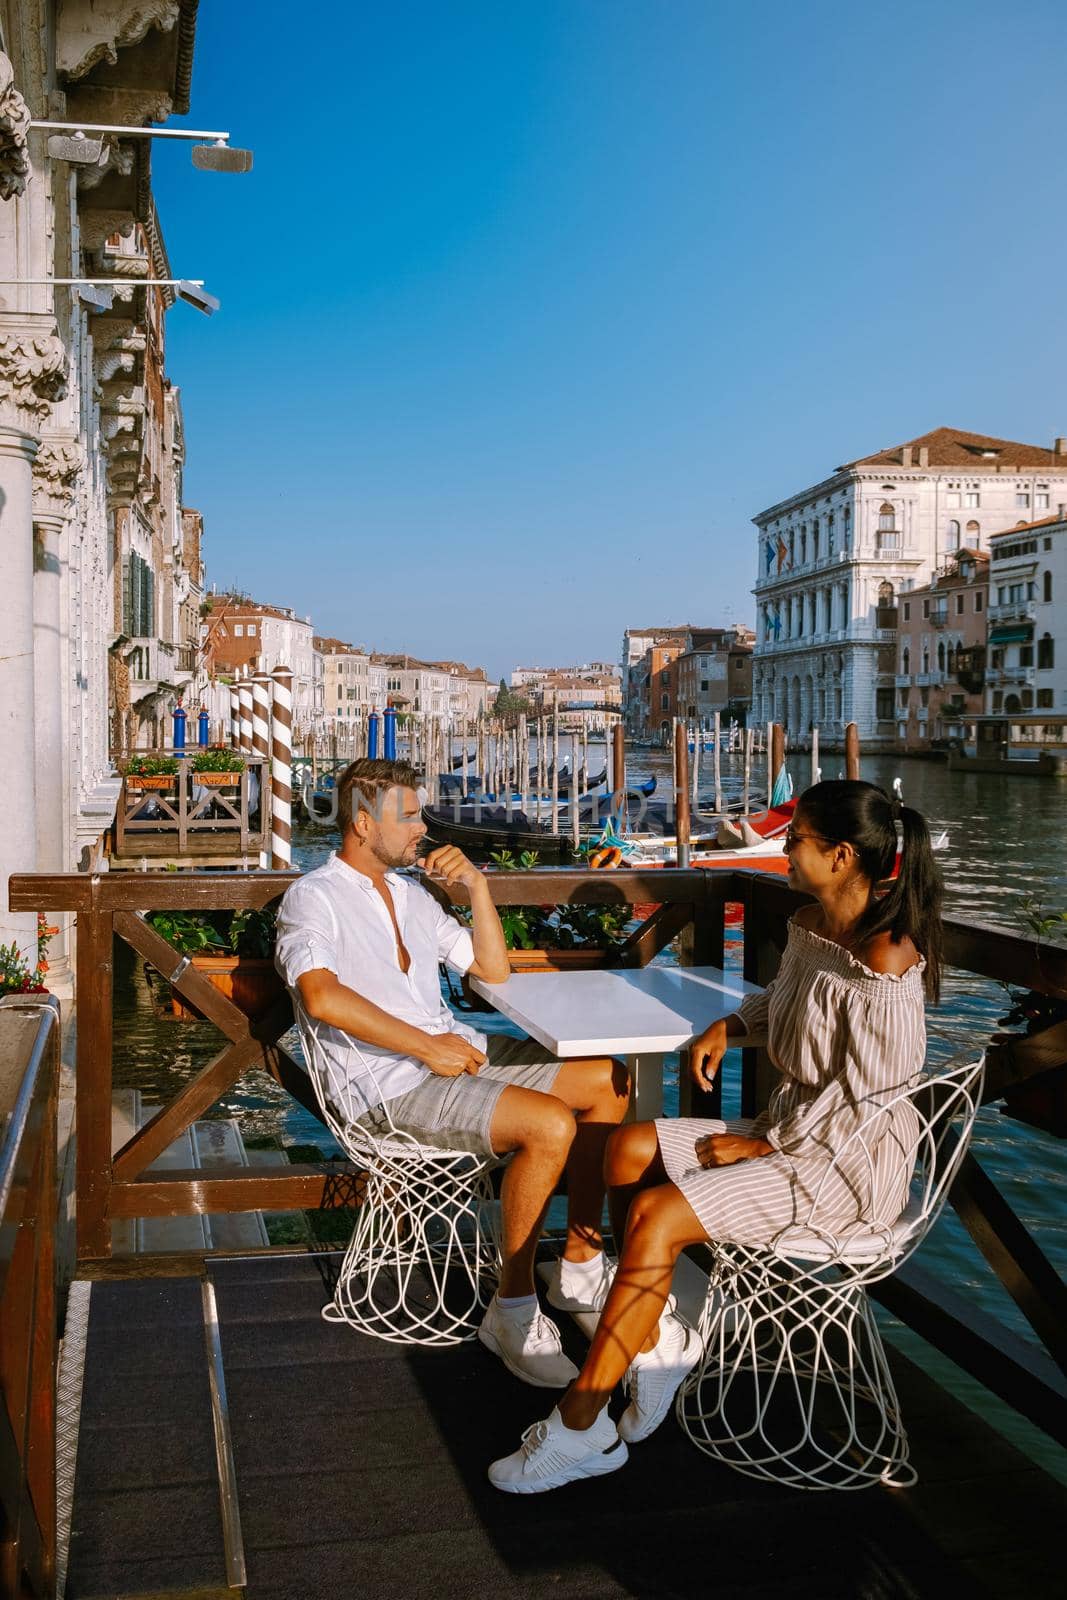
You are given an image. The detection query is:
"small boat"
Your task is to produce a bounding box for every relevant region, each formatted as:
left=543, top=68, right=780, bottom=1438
left=421, top=805, right=575, bottom=864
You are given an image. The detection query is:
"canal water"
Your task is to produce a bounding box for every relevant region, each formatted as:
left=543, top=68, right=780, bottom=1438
left=111, top=744, right=1067, bottom=1479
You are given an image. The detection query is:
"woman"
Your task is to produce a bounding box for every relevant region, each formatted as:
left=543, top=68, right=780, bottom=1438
left=489, top=779, right=943, bottom=1493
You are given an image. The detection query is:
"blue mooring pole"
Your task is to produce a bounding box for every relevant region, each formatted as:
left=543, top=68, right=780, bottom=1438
left=368, top=710, right=380, bottom=758
left=383, top=706, right=397, bottom=760
left=172, top=703, right=187, bottom=757
left=198, top=706, right=210, bottom=748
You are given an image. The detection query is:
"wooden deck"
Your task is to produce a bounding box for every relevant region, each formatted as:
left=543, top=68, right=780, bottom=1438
left=64, top=1253, right=1065, bottom=1600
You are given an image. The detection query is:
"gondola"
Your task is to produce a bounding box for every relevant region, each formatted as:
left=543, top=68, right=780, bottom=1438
left=421, top=776, right=658, bottom=862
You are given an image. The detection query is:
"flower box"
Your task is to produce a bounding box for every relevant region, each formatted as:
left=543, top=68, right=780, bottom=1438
left=171, top=954, right=284, bottom=1020
left=128, top=773, right=177, bottom=791
left=195, top=771, right=242, bottom=787
left=506, top=948, right=610, bottom=974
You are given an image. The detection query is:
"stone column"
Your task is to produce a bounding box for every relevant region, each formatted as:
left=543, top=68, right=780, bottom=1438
left=33, top=440, right=83, bottom=983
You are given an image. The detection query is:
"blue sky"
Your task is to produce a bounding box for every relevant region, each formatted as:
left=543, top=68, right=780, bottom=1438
left=154, top=0, right=1067, bottom=680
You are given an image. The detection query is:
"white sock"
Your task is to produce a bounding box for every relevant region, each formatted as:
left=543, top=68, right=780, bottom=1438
left=559, top=1251, right=606, bottom=1284
left=496, top=1292, right=538, bottom=1314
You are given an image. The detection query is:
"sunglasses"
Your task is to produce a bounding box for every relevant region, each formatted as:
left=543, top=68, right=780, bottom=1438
left=782, top=827, right=834, bottom=850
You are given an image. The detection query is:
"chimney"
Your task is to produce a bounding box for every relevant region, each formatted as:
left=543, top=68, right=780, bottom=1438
left=918, top=446, right=929, bottom=467
left=1055, top=438, right=1067, bottom=456
left=901, top=446, right=912, bottom=467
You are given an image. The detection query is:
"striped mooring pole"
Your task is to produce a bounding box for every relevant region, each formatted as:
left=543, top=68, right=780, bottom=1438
left=251, top=670, right=272, bottom=868
left=238, top=668, right=253, bottom=755
left=229, top=683, right=241, bottom=749
left=270, top=665, right=293, bottom=869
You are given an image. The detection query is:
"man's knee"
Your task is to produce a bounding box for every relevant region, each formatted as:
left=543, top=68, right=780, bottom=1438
left=520, top=1096, right=576, bottom=1157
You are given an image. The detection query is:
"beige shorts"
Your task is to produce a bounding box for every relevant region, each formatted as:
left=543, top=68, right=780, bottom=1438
left=354, top=1032, right=564, bottom=1158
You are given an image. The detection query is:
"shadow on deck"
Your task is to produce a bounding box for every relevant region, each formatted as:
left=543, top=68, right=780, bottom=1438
left=66, top=1254, right=1065, bottom=1600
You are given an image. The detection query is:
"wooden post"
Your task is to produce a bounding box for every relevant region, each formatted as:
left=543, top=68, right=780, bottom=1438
left=550, top=691, right=559, bottom=834
left=845, top=721, right=860, bottom=780
left=766, top=718, right=774, bottom=804
left=612, top=720, right=626, bottom=805
left=229, top=685, right=240, bottom=750
left=518, top=714, right=528, bottom=817
left=742, top=725, right=752, bottom=814
left=536, top=716, right=545, bottom=823
left=771, top=722, right=785, bottom=798
left=712, top=710, right=723, bottom=815
left=675, top=720, right=691, bottom=866
left=811, top=724, right=820, bottom=787
left=572, top=731, right=581, bottom=853
left=76, top=904, right=114, bottom=1259
left=691, top=722, right=700, bottom=808
left=270, top=665, right=293, bottom=868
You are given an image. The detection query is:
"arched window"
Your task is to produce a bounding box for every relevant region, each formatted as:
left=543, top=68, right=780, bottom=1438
left=1044, top=570, right=1053, bottom=603
left=812, top=521, right=820, bottom=561
left=842, top=507, right=850, bottom=548
left=878, top=580, right=895, bottom=604
left=1038, top=633, right=1055, bottom=669
left=937, top=641, right=946, bottom=672
left=878, top=502, right=896, bottom=530
left=966, top=519, right=980, bottom=546
left=946, top=520, right=960, bottom=549
left=902, top=646, right=910, bottom=675
left=800, top=530, right=807, bottom=566
left=922, top=648, right=930, bottom=674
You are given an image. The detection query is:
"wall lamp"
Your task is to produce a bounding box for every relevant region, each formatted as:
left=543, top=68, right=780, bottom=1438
left=29, top=121, right=254, bottom=173
left=0, top=278, right=220, bottom=314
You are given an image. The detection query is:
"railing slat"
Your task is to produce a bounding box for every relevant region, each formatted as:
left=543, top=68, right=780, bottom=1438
left=76, top=908, right=114, bottom=1260
left=110, top=1165, right=364, bottom=1217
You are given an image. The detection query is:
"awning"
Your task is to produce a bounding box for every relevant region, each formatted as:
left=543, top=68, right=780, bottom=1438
left=988, top=624, right=1033, bottom=644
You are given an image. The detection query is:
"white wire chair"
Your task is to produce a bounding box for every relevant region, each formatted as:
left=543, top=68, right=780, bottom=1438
left=296, top=1005, right=502, bottom=1347
left=676, top=1055, right=985, bottom=1490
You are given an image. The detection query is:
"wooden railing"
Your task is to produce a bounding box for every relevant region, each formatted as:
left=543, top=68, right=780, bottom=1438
left=0, top=995, right=62, bottom=1600
left=7, top=866, right=1067, bottom=1457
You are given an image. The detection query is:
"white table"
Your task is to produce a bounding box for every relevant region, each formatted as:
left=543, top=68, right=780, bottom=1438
left=468, top=965, right=762, bottom=1120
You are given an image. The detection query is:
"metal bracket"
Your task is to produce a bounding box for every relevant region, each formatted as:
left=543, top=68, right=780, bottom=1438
left=169, top=955, right=191, bottom=985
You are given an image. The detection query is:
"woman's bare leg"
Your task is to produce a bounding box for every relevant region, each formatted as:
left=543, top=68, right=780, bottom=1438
left=557, top=1183, right=706, bottom=1431
left=603, top=1121, right=668, bottom=1249
left=549, top=1057, right=630, bottom=1261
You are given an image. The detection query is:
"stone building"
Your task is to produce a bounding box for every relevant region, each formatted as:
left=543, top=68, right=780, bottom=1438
left=620, top=626, right=689, bottom=734
left=673, top=628, right=754, bottom=733
left=0, top=3, right=204, bottom=973
left=751, top=428, right=1067, bottom=749
left=985, top=515, right=1065, bottom=724
left=202, top=594, right=322, bottom=737
left=894, top=549, right=989, bottom=751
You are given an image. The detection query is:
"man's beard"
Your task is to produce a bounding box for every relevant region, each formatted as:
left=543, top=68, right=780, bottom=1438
left=368, top=831, right=416, bottom=870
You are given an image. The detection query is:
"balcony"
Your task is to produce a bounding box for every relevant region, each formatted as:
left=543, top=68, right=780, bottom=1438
left=928, top=609, right=950, bottom=628
left=915, top=672, right=946, bottom=688
left=916, top=708, right=929, bottom=723
left=895, top=674, right=912, bottom=688
left=126, top=639, right=180, bottom=701
left=987, top=601, right=1036, bottom=624
left=986, top=667, right=1036, bottom=687
left=175, top=644, right=197, bottom=680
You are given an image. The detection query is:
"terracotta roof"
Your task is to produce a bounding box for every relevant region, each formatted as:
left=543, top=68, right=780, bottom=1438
left=840, top=427, right=1067, bottom=471
left=986, top=512, right=1065, bottom=541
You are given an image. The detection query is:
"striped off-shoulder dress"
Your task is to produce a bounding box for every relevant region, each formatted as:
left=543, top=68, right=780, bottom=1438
left=656, top=919, right=927, bottom=1247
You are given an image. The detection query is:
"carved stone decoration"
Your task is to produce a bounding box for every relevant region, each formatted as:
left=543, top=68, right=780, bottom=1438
left=33, top=439, right=85, bottom=517
left=78, top=209, right=138, bottom=251
left=58, top=2, right=181, bottom=82
left=0, top=329, right=70, bottom=426
left=0, top=51, right=32, bottom=201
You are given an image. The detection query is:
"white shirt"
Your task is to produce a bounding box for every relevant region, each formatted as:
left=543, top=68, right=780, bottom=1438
left=274, top=853, right=487, bottom=1119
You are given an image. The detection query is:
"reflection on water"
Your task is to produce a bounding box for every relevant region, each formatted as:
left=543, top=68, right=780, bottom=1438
left=111, top=743, right=1067, bottom=1479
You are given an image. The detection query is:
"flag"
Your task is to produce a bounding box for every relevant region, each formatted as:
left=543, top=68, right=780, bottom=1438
left=764, top=539, right=776, bottom=573
left=770, top=609, right=782, bottom=639
left=776, top=534, right=789, bottom=572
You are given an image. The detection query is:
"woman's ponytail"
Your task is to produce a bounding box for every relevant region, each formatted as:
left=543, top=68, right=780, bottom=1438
left=857, top=802, right=943, bottom=1001
left=800, top=779, right=943, bottom=1001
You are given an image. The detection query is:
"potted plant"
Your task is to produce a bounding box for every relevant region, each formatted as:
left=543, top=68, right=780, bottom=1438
left=989, top=898, right=1067, bottom=1137
left=191, top=747, right=246, bottom=786
left=125, top=753, right=180, bottom=790
left=468, top=850, right=631, bottom=977
left=146, top=906, right=282, bottom=1019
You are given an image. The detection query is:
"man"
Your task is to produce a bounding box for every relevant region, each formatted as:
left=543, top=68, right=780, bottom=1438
left=275, top=757, right=630, bottom=1387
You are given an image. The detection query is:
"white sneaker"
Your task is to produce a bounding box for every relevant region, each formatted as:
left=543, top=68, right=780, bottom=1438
left=478, top=1296, right=579, bottom=1388
left=618, top=1311, right=701, bottom=1444
left=545, top=1254, right=617, bottom=1315
left=489, top=1405, right=629, bottom=1493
